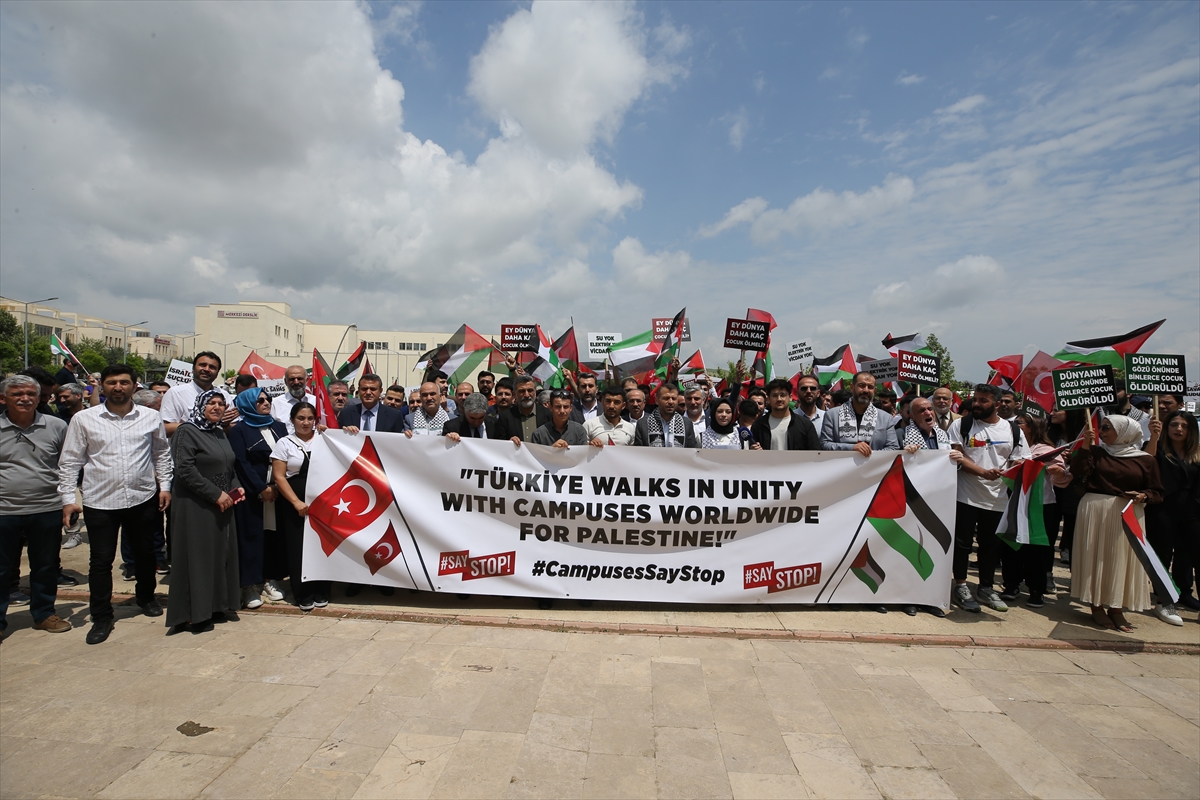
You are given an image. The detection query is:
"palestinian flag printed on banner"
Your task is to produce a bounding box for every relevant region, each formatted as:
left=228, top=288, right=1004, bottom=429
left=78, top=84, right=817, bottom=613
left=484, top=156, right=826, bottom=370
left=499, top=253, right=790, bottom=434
left=607, top=329, right=661, bottom=382
left=812, top=343, right=857, bottom=388
left=310, top=349, right=341, bottom=429
left=1053, top=319, right=1164, bottom=370
left=1121, top=500, right=1179, bottom=604
left=850, top=541, right=886, bottom=594
left=861, top=456, right=953, bottom=580
left=336, top=342, right=368, bottom=383
left=882, top=332, right=931, bottom=356
left=438, top=325, right=493, bottom=386
left=49, top=333, right=85, bottom=373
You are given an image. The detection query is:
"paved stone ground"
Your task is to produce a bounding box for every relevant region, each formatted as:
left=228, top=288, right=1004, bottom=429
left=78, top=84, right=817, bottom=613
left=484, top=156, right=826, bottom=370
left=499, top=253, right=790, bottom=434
left=2, top=600, right=1198, bottom=800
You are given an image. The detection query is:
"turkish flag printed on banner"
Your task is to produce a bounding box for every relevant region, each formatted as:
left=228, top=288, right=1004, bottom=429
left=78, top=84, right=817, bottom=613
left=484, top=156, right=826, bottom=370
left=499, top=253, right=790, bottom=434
left=238, top=351, right=287, bottom=381
left=364, top=522, right=402, bottom=575
left=308, top=437, right=394, bottom=556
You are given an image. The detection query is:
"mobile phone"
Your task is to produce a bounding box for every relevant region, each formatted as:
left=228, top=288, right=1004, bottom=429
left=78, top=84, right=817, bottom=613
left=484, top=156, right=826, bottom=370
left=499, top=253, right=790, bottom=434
left=229, top=488, right=246, bottom=504
left=68, top=510, right=80, bottom=528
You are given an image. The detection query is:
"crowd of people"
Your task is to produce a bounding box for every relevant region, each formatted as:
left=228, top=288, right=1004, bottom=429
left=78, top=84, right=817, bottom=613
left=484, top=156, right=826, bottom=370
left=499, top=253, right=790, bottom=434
left=0, top=349, right=1196, bottom=645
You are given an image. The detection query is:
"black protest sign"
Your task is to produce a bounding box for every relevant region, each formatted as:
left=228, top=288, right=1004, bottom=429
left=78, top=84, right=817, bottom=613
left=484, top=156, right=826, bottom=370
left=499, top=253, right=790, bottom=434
left=1124, top=353, right=1187, bottom=395
left=652, top=317, right=692, bottom=343
left=897, top=351, right=941, bottom=385
left=1052, top=365, right=1116, bottom=409
left=861, top=358, right=897, bottom=381
left=1020, top=398, right=1049, bottom=419
left=500, top=324, right=539, bottom=352
left=723, top=318, right=770, bottom=351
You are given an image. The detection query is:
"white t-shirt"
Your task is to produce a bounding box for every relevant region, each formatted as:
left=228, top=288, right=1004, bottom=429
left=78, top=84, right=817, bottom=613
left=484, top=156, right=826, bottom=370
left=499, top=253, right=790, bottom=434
left=270, top=434, right=314, bottom=478
left=687, top=413, right=707, bottom=437
left=584, top=416, right=637, bottom=446
left=272, top=392, right=316, bottom=434
left=768, top=414, right=791, bottom=451
left=160, top=381, right=205, bottom=424
left=949, top=418, right=1030, bottom=510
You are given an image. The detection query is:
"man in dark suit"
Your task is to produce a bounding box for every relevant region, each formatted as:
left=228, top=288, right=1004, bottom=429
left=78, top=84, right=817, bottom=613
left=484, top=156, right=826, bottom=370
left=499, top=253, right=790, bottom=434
left=568, top=372, right=600, bottom=424
left=494, top=375, right=550, bottom=442
left=633, top=382, right=698, bottom=448
left=336, top=374, right=404, bottom=433
left=442, top=393, right=498, bottom=440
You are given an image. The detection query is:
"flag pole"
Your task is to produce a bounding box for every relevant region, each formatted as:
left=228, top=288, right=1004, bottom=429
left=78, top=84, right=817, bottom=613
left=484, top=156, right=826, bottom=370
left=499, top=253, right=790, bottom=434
left=1153, top=396, right=1159, bottom=420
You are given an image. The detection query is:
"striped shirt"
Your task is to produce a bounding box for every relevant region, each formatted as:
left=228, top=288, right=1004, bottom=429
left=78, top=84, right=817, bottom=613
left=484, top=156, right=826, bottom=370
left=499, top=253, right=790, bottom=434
left=58, top=403, right=173, bottom=509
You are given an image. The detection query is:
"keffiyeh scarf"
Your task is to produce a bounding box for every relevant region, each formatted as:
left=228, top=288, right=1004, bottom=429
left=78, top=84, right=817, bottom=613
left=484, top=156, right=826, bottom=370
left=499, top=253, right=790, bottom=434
left=188, top=389, right=225, bottom=431
left=411, top=406, right=449, bottom=434
left=837, top=401, right=879, bottom=444
left=903, top=423, right=950, bottom=450
left=646, top=410, right=687, bottom=447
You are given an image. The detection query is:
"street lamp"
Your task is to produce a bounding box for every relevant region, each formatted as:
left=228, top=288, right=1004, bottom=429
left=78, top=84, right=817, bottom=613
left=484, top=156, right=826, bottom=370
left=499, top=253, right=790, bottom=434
left=122, top=320, right=149, bottom=364
left=179, top=333, right=200, bottom=360
left=23, top=296, right=58, bottom=368
left=212, top=340, right=240, bottom=371
left=332, top=324, right=358, bottom=377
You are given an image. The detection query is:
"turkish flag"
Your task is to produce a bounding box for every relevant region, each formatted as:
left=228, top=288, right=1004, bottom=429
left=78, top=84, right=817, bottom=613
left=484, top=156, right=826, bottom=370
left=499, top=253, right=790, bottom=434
left=1016, top=350, right=1068, bottom=412
left=238, top=351, right=287, bottom=381
left=364, top=522, right=402, bottom=575
left=308, top=437, right=393, bottom=556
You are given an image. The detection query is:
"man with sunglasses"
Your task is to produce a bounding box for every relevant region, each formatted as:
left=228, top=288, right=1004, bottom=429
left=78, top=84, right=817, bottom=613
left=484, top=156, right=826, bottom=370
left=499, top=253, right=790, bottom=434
left=795, top=374, right=825, bottom=429
left=529, top=390, right=589, bottom=447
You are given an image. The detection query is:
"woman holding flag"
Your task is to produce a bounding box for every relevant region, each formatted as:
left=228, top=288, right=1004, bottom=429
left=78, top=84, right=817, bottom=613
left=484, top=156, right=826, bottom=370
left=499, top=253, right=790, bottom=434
left=1071, top=415, right=1163, bottom=631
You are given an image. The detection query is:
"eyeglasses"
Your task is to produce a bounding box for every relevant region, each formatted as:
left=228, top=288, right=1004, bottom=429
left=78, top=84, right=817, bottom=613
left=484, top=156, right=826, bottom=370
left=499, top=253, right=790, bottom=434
left=256, top=396, right=271, bottom=406
left=550, top=390, right=573, bottom=401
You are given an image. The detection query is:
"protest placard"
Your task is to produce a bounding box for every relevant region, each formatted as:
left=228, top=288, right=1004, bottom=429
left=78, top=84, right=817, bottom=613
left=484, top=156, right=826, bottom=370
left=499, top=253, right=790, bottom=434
left=723, top=318, right=770, bottom=351
left=1052, top=365, right=1116, bottom=409
left=861, top=358, right=898, bottom=381
left=165, top=359, right=192, bottom=387
left=1124, top=353, right=1187, bottom=395
left=898, top=351, right=941, bottom=385
left=587, top=332, right=622, bottom=361
left=785, top=340, right=813, bottom=373
left=1020, top=398, right=1049, bottom=419
left=652, top=317, right=691, bottom=343
left=500, top=324, right=539, bottom=352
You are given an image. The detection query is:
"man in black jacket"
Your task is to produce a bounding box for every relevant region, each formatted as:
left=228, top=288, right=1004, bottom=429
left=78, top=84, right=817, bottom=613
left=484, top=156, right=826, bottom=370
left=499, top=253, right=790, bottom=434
left=493, top=375, right=550, bottom=442
left=750, top=379, right=820, bottom=451
left=443, top=393, right=498, bottom=441
left=633, top=382, right=698, bottom=448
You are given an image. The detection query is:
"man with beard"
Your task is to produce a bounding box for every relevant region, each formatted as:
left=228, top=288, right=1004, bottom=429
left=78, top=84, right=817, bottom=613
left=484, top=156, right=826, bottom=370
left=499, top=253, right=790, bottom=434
left=819, top=372, right=900, bottom=456
left=55, top=383, right=86, bottom=425
left=161, top=352, right=225, bottom=436
left=750, top=379, right=821, bottom=451
left=476, top=371, right=496, bottom=405
left=623, top=388, right=647, bottom=423
left=585, top=387, right=637, bottom=446
left=683, top=385, right=708, bottom=438
left=530, top=391, right=589, bottom=447
left=494, top=375, right=549, bottom=443
left=948, top=383, right=1029, bottom=613
left=271, top=365, right=316, bottom=434
left=997, top=391, right=1018, bottom=421
left=795, top=374, right=825, bottom=429
left=405, top=382, right=455, bottom=437
left=633, top=383, right=698, bottom=448
left=569, top=373, right=601, bottom=424
left=931, top=386, right=959, bottom=431
left=453, top=382, right=474, bottom=412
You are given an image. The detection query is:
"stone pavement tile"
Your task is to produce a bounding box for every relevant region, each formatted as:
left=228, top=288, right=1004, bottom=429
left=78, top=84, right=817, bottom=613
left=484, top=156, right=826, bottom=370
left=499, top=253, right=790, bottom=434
left=1115, top=703, right=1200, bottom=758
left=780, top=732, right=881, bottom=800
left=536, top=659, right=601, bottom=718
left=1002, top=649, right=1088, bottom=674
left=3, top=662, right=137, bottom=703
left=467, top=672, right=544, bottom=733
left=853, top=645, right=975, bottom=671
left=446, top=644, right=507, bottom=670
left=199, top=630, right=307, bottom=658
left=1083, top=776, right=1172, bottom=800
left=958, top=668, right=1047, bottom=703
left=330, top=693, right=412, bottom=749
left=370, top=621, right=441, bottom=642
left=96, top=750, right=231, bottom=799
left=459, top=625, right=571, bottom=652
left=1061, top=651, right=1159, bottom=677
left=582, top=753, right=656, bottom=799
left=653, top=660, right=715, bottom=729
left=703, top=658, right=763, bottom=694
left=747, top=640, right=793, bottom=662
left=18, top=697, right=190, bottom=749
left=306, top=739, right=388, bottom=773
left=278, top=767, right=366, bottom=799
left=1118, top=675, right=1200, bottom=721
left=1099, top=737, right=1200, bottom=798
left=1060, top=674, right=1161, bottom=707
left=775, top=641, right=865, bottom=665
left=429, top=729, right=525, bottom=799
left=424, top=625, right=483, bottom=645
left=401, top=672, right=492, bottom=734
left=907, top=667, right=1002, bottom=713
left=860, top=674, right=972, bottom=746
left=0, top=658, right=42, bottom=687
left=373, top=650, right=455, bottom=698
left=1125, top=653, right=1199, bottom=678
left=155, top=713, right=280, bottom=758
left=200, top=734, right=323, bottom=799
left=566, top=631, right=662, bottom=656
left=950, top=710, right=1103, bottom=799
left=869, top=766, right=956, bottom=799
left=0, top=738, right=149, bottom=799
left=103, top=670, right=243, bottom=715
left=506, top=738, right=587, bottom=798
left=353, top=732, right=459, bottom=800
left=997, top=699, right=1144, bottom=779
left=752, top=662, right=841, bottom=735
left=313, top=619, right=386, bottom=640
left=130, top=646, right=244, bottom=679
left=590, top=685, right=655, bottom=758
left=808, top=668, right=930, bottom=768
left=727, top=771, right=813, bottom=799
left=209, top=682, right=315, bottom=718
left=709, top=692, right=795, bottom=774
left=288, top=634, right=369, bottom=664
left=526, top=710, right=592, bottom=752
left=224, top=654, right=343, bottom=686
left=1052, top=702, right=1155, bottom=740
left=499, top=645, right=557, bottom=673
left=917, top=743, right=1031, bottom=799
left=335, top=640, right=415, bottom=676
left=56, top=639, right=159, bottom=672
left=654, top=726, right=733, bottom=799
left=605, top=653, right=653, bottom=687
left=273, top=615, right=340, bottom=636
left=271, top=673, right=382, bottom=740
left=659, top=636, right=758, bottom=661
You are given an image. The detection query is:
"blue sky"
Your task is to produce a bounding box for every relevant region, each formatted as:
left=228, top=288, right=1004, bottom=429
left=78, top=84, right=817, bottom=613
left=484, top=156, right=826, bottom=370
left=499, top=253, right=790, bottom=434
left=1, top=1, right=1197, bottom=380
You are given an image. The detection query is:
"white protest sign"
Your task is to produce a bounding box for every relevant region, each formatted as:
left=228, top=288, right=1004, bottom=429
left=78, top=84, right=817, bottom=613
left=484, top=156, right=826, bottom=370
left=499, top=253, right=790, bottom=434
left=259, top=378, right=288, bottom=399
left=785, top=340, right=813, bottom=373
left=587, top=332, right=622, bottom=361
left=165, top=359, right=192, bottom=387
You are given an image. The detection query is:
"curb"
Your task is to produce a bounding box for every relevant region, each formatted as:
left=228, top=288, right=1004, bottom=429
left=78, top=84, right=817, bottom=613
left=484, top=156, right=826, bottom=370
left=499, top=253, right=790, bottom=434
left=55, top=589, right=1200, bottom=655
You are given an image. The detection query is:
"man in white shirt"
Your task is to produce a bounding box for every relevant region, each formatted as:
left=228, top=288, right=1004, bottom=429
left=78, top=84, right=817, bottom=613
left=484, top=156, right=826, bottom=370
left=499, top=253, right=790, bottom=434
left=948, top=383, right=1030, bottom=614
left=795, top=374, right=825, bottom=429
left=160, top=351, right=224, bottom=436
left=586, top=388, right=637, bottom=446
left=272, top=365, right=315, bottom=434
left=59, top=365, right=173, bottom=645
left=683, top=385, right=708, bottom=438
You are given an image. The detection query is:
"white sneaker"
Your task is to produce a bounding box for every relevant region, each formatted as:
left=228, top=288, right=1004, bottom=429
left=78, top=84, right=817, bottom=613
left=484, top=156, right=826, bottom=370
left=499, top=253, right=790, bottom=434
left=262, top=580, right=285, bottom=602
left=1154, top=604, right=1183, bottom=626
left=61, top=531, right=83, bottom=550
left=241, top=586, right=263, bottom=610
left=977, top=587, right=1009, bottom=612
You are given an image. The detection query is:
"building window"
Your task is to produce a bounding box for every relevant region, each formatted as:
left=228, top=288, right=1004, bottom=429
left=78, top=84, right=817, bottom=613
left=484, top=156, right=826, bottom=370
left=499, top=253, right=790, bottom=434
left=284, top=329, right=289, bottom=339
left=275, top=325, right=281, bottom=336
left=134, top=330, right=150, bottom=337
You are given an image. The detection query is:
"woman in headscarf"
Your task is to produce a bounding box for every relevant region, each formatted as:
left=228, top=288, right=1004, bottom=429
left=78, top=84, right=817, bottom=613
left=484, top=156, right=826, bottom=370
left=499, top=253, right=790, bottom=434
left=166, top=390, right=243, bottom=634
left=229, top=388, right=289, bottom=610
left=701, top=398, right=740, bottom=449
left=1070, top=415, right=1163, bottom=631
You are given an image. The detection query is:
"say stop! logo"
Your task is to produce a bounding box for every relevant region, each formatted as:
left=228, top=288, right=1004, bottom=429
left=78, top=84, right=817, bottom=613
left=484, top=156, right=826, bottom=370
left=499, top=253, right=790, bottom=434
left=744, top=560, right=821, bottom=594
left=438, top=550, right=516, bottom=581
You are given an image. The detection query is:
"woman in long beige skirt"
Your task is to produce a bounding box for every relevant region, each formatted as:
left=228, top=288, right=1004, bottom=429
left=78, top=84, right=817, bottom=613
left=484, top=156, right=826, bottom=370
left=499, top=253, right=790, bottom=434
left=1070, top=415, right=1163, bottom=631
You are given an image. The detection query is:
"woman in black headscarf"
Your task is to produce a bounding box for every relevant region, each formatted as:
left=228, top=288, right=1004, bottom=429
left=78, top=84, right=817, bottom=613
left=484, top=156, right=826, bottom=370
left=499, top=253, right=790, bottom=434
left=701, top=398, right=740, bottom=449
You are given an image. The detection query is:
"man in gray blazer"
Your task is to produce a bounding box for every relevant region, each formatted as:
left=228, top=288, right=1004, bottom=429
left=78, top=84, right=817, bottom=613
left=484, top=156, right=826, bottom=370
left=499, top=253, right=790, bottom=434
left=820, top=372, right=900, bottom=456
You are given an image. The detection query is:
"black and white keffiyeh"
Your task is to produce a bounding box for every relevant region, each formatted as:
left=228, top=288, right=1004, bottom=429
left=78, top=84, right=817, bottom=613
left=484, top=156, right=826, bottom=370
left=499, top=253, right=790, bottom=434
left=411, top=406, right=449, bottom=434
left=837, top=401, right=879, bottom=444
left=646, top=409, right=687, bottom=447
left=903, top=423, right=950, bottom=450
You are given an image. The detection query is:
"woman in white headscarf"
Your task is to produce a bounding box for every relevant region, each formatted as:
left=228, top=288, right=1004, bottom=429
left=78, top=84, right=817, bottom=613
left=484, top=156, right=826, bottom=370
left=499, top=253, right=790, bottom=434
left=1070, top=415, right=1163, bottom=631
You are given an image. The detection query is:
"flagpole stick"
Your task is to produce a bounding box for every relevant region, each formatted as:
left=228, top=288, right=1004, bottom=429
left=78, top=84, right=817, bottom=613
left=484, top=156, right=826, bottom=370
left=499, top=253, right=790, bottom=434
left=1153, top=396, right=1159, bottom=420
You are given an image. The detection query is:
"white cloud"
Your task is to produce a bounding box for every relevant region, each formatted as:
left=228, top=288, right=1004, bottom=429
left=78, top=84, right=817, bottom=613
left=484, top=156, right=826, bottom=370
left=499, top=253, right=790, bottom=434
left=868, top=255, right=1004, bottom=312
left=896, top=71, right=926, bottom=86
left=937, top=94, right=987, bottom=117
left=611, top=237, right=690, bottom=289
left=817, top=320, right=854, bottom=336
left=819, top=66, right=841, bottom=80
left=701, top=176, right=915, bottom=243
left=726, top=108, right=749, bottom=151
left=753, top=72, right=766, bottom=94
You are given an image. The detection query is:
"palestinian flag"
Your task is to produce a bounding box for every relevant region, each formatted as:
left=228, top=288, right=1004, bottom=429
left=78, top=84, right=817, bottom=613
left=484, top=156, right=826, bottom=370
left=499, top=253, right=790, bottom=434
left=882, top=332, right=931, bottom=356
left=746, top=309, right=777, bottom=381
left=862, top=456, right=952, bottom=580
left=1054, top=320, right=1164, bottom=370
left=850, top=541, right=886, bottom=594
left=1068, top=409, right=1105, bottom=453
left=49, top=333, right=84, bottom=373
left=655, top=308, right=688, bottom=378
left=311, top=349, right=340, bottom=429
left=1121, top=500, right=1179, bottom=603
left=812, top=344, right=856, bottom=388
left=526, top=326, right=561, bottom=385
left=439, top=325, right=493, bottom=387
left=335, top=342, right=368, bottom=383
left=996, top=460, right=1054, bottom=550
left=609, top=329, right=661, bottom=382
left=678, top=349, right=706, bottom=377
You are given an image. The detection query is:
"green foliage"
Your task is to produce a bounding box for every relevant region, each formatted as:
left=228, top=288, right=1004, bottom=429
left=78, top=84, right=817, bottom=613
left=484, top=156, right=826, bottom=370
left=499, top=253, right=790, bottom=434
left=0, top=310, right=52, bottom=373
left=924, top=333, right=955, bottom=385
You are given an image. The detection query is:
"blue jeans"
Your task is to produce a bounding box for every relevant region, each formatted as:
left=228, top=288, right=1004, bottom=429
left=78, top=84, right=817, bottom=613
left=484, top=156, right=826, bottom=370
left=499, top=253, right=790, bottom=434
left=0, top=511, right=63, bottom=630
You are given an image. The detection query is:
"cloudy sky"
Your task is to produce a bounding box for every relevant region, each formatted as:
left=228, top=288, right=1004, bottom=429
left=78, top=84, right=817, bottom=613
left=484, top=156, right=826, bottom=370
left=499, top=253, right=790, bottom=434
left=1, top=1, right=1197, bottom=379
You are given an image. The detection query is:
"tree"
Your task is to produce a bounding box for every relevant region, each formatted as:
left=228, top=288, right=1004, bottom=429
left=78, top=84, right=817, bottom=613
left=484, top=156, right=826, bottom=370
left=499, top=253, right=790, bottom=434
left=0, top=309, right=52, bottom=373
left=923, top=333, right=972, bottom=392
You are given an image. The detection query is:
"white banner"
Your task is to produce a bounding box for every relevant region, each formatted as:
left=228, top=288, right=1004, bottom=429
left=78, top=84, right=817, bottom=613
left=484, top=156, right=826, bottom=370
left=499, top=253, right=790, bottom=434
left=165, top=359, right=192, bottom=387
left=259, top=377, right=287, bottom=399
left=300, top=434, right=957, bottom=606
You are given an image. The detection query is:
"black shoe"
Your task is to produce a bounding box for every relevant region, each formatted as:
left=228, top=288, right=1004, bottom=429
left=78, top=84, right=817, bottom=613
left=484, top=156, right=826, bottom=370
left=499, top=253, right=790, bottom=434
left=190, top=619, right=214, bottom=634
left=378, top=586, right=394, bottom=597
left=1180, top=594, right=1200, bottom=611
left=903, top=605, right=918, bottom=616
left=874, top=605, right=888, bottom=614
left=120, top=564, right=135, bottom=582
left=344, top=584, right=362, bottom=597
left=1026, top=595, right=1045, bottom=608
left=999, top=587, right=1020, bottom=601
left=138, top=600, right=163, bottom=617
left=86, top=619, right=114, bottom=645
left=212, top=610, right=239, bottom=623
left=156, top=562, right=170, bottom=576
left=58, top=570, right=79, bottom=587
left=167, top=622, right=189, bottom=636
left=925, top=606, right=947, bottom=618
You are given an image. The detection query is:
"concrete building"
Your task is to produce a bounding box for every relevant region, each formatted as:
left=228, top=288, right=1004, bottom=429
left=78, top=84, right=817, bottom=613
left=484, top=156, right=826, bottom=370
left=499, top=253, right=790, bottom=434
left=1, top=295, right=172, bottom=359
